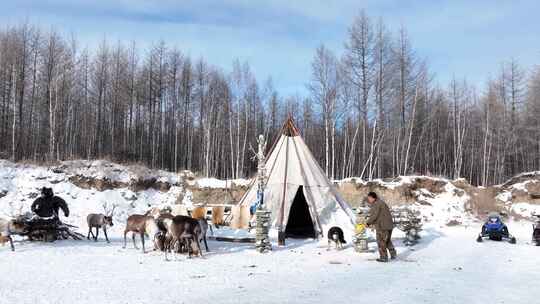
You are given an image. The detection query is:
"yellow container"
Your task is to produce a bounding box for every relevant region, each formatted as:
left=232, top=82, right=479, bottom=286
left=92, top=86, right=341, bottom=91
left=355, top=223, right=366, bottom=234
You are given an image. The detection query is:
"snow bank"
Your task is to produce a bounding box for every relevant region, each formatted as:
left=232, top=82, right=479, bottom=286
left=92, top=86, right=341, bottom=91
left=191, top=177, right=251, bottom=189
left=509, top=203, right=540, bottom=218
left=336, top=175, right=474, bottom=225
left=496, top=191, right=512, bottom=203
left=406, top=181, right=472, bottom=226
left=0, top=160, right=187, bottom=233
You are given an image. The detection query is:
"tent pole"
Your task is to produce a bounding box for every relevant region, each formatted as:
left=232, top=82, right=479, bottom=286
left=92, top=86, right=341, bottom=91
left=278, top=137, right=290, bottom=246
left=237, top=136, right=286, bottom=206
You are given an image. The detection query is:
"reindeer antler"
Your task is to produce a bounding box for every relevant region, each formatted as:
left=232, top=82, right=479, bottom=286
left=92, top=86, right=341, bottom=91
left=110, top=203, right=118, bottom=217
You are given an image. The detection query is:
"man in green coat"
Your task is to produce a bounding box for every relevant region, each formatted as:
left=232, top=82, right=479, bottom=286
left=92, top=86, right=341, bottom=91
left=366, top=192, right=396, bottom=262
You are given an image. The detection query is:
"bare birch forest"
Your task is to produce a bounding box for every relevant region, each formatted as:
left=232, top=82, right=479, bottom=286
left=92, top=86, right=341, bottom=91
left=1, top=12, right=540, bottom=185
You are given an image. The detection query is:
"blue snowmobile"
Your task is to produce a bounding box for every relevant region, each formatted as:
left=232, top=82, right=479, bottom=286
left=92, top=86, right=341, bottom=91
left=476, top=212, right=516, bottom=244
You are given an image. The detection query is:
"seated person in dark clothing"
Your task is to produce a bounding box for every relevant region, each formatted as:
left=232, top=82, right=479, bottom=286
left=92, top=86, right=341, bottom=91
left=31, top=187, right=70, bottom=218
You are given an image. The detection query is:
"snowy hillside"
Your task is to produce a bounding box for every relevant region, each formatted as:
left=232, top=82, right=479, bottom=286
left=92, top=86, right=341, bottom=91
left=0, top=160, right=254, bottom=236
left=336, top=175, right=475, bottom=227
left=0, top=160, right=196, bottom=232
left=1, top=160, right=539, bottom=231
left=490, top=171, right=540, bottom=218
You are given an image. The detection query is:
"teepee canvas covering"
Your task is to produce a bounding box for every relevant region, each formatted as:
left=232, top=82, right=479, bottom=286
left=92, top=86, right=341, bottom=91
left=238, top=118, right=355, bottom=239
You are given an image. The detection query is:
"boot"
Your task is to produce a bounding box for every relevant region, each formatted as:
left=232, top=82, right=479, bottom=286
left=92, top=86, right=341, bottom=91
left=376, top=258, right=388, bottom=263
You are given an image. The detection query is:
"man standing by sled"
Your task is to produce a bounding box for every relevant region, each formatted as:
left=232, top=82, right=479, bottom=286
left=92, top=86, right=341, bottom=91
left=31, top=187, right=70, bottom=219
left=28, top=187, right=70, bottom=241
left=366, top=192, right=396, bottom=262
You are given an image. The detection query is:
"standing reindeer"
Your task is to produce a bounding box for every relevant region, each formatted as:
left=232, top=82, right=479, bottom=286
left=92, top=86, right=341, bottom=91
left=0, top=217, right=25, bottom=251
left=123, top=214, right=161, bottom=253
left=87, top=203, right=117, bottom=243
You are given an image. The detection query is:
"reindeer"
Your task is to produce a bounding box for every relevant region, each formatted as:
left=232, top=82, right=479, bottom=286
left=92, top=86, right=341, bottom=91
left=0, top=217, right=25, bottom=251
left=144, top=207, right=162, bottom=219
left=163, top=215, right=203, bottom=260
left=122, top=214, right=161, bottom=253
left=86, top=203, right=117, bottom=243
left=154, top=213, right=174, bottom=251
left=1, top=203, right=27, bottom=251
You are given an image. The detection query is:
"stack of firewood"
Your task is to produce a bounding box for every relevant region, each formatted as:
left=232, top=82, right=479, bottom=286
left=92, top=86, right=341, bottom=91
left=255, top=208, right=272, bottom=253
left=13, top=214, right=85, bottom=242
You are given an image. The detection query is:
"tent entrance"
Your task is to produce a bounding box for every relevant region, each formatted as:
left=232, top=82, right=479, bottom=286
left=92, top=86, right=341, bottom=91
left=285, top=186, right=316, bottom=238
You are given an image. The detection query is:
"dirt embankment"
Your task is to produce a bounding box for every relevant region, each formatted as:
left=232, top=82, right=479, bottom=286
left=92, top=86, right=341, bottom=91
left=66, top=168, right=540, bottom=216
left=336, top=176, right=454, bottom=207
left=500, top=172, right=540, bottom=203
left=185, top=186, right=249, bottom=205
left=59, top=160, right=250, bottom=205
left=52, top=160, right=182, bottom=192
left=337, top=173, right=540, bottom=219
left=68, top=175, right=173, bottom=192
left=8, top=159, right=538, bottom=217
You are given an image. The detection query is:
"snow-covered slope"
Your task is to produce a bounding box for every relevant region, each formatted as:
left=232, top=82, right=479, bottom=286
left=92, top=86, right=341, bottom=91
left=336, top=175, right=475, bottom=226
left=495, top=174, right=540, bottom=219
left=0, top=160, right=182, bottom=232
left=2, top=159, right=538, bottom=230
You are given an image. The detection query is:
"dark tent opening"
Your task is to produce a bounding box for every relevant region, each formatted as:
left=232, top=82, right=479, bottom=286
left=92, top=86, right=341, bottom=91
left=285, top=186, right=316, bottom=238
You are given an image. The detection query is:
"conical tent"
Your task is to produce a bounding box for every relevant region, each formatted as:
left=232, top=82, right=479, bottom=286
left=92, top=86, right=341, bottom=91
left=238, top=117, right=355, bottom=239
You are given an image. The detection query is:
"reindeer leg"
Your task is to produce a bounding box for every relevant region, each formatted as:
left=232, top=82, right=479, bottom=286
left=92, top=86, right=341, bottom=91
left=9, top=236, right=14, bottom=252
left=153, top=234, right=159, bottom=251
left=186, top=238, right=192, bottom=258
left=140, top=232, right=145, bottom=253
left=173, top=239, right=180, bottom=261
left=122, top=230, right=128, bottom=248
left=196, top=237, right=203, bottom=257
left=94, top=227, right=99, bottom=241
left=87, top=227, right=92, bottom=240
left=164, top=238, right=169, bottom=261
left=132, top=233, right=139, bottom=250
left=103, top=226, right=109, bottom=243
left=203, top=235, right=209, bottom=252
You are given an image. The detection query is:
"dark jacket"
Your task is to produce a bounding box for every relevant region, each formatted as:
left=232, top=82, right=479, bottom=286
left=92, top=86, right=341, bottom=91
left=31, top=195, right=69, bottom=218
left=366, top=199, right=393, bottom=231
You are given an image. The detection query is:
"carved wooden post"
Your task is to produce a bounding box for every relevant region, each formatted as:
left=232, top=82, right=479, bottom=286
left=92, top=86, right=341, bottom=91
left=254, top=135, right=272, bottom=252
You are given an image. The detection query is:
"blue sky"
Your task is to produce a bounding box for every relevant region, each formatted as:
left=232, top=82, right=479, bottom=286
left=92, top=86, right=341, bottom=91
left=2, top=0, right=539, bottom=96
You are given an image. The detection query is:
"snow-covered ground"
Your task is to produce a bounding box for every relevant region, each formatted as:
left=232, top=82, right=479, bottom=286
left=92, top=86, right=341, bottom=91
left=1, top=222, right=538, bottom=304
